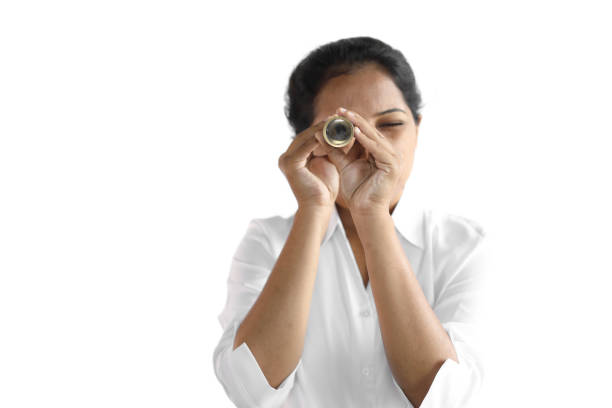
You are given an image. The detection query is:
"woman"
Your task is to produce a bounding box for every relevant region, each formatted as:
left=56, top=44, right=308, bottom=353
left=213, top=36, right=486, bottom=408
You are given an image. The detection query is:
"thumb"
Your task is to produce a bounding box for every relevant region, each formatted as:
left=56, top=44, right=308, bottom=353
left=326, top=147, right=351, bottom=174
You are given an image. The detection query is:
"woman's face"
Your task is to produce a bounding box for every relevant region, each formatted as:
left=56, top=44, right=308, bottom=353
left=311, top=62, right=422, bottom=211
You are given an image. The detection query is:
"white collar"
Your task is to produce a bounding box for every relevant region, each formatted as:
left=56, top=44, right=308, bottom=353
left=320, top=180, right=426, bottom=249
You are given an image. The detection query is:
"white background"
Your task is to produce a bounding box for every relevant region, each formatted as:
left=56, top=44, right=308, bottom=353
left=1, top=1, right=611, bottom=406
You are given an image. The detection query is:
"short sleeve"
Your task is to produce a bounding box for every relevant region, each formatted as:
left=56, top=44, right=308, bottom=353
left=395, top=220, right=487, bottom=408
left=212, top=218, right=301, bottom=408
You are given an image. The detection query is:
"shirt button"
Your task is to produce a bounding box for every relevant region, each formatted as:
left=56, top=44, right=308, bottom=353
left=362, top=368, right=370, bottom=376
left=360, top=310, right=371, bottom=317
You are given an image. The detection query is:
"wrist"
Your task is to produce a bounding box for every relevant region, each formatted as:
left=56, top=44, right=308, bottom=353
left=297, top=203, right=334, bottom=217
left=296, top=203, right=332, bottom=224
left=349, top=205, right=390, bottom=221
left=352, top=210, right=394, bottom=246
left=351, top=208, right=392, bottom=230
left=295, top=204, right=333, bottom=241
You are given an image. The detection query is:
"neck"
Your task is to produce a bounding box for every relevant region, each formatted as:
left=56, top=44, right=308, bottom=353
left=336, top=203, right=356, bottom=235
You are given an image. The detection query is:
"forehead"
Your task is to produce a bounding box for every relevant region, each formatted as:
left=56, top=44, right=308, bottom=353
left=313, top=64, right=407, bottom=118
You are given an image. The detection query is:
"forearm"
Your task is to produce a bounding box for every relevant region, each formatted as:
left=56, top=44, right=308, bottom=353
left=233, top=205, right=330, bottom=388
left=353, top=211, right=457, bottom=406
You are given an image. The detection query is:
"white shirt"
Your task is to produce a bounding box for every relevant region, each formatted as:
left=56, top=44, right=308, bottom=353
left=213, top=188, right=487, bottom=408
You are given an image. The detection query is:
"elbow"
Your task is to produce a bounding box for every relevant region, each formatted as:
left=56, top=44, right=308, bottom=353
left=397, top=359, right=447, bottom=408
left=394, top=351, right=483, bottom=408
left=213, top=330, right=300, bottom=408
left=232, top=334, right=243, bottom=351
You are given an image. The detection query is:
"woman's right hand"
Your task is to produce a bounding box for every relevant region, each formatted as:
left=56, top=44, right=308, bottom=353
left=278, top=115, right=340, bottom=211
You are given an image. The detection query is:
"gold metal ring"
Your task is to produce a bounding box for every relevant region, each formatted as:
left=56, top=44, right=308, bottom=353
left=322, top=115, right=354, bottom=148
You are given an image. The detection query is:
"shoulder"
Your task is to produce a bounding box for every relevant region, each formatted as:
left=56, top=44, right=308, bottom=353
left=426, top=208, right=486, bottom=249
left=231, top=212, right=294, bottom=273
left=244, top=211, right=295, bottom=255
left=424, top=208, right=487, bottom=277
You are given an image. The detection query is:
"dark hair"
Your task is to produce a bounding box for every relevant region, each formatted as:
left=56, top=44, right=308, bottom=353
left=284, top=36, right=424, bottom=136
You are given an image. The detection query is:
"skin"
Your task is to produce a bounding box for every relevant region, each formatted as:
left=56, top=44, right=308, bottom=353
left=309, top=62, right=422, bottom=286
left=309, top=63, right=459, bottom=407
left=233, top=62, right=456, bottom=408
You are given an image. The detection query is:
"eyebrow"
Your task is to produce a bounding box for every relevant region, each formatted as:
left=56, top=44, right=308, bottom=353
left=374, top=108, right=407, bottom=116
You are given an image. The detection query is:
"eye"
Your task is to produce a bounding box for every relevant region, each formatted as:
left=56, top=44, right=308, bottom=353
left=378, top=122, right=404, bottom=128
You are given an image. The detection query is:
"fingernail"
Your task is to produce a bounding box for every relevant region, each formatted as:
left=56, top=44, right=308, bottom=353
left=338, top=107, right=346, bottom=113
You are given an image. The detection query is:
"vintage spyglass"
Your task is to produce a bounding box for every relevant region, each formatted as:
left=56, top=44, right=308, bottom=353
left=323, top=115, right=354, bottom=148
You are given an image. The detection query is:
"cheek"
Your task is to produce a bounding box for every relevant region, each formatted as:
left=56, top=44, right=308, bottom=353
left=396, top=130, right=417, bottom=155
left=396, top=144, right=416, bottom=176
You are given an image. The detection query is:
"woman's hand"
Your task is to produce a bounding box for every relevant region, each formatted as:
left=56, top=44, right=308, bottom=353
left=326, top=107, right=405, bottom=215
left=278, top=115, right=340, bottom=211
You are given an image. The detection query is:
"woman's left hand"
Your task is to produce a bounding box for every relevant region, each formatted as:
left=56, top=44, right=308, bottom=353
left=326, top=106, right=404, bottom=216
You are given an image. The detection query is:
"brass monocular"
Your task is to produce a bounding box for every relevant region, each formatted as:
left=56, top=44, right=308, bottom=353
left=322, top=115, right=354, bottom=148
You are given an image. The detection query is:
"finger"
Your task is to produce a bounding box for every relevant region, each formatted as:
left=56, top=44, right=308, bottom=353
left=286, top=114, right=334, bottom=156
left=327, top=134, right=362, bottom=171
left=286, top=124, right=322, bottom=156
left=291, top=135, right=321, bottom=164
left=335, top=108, right=395, bottom=162
left=352, top=125, right=394, bottom=165
left=336, top=107, right=392, bottom=149
left=326, top=145, right=352, bottom=173
left=291, top=127, right=337, bottom=165
left=312, top=129, right=331, bottom=152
